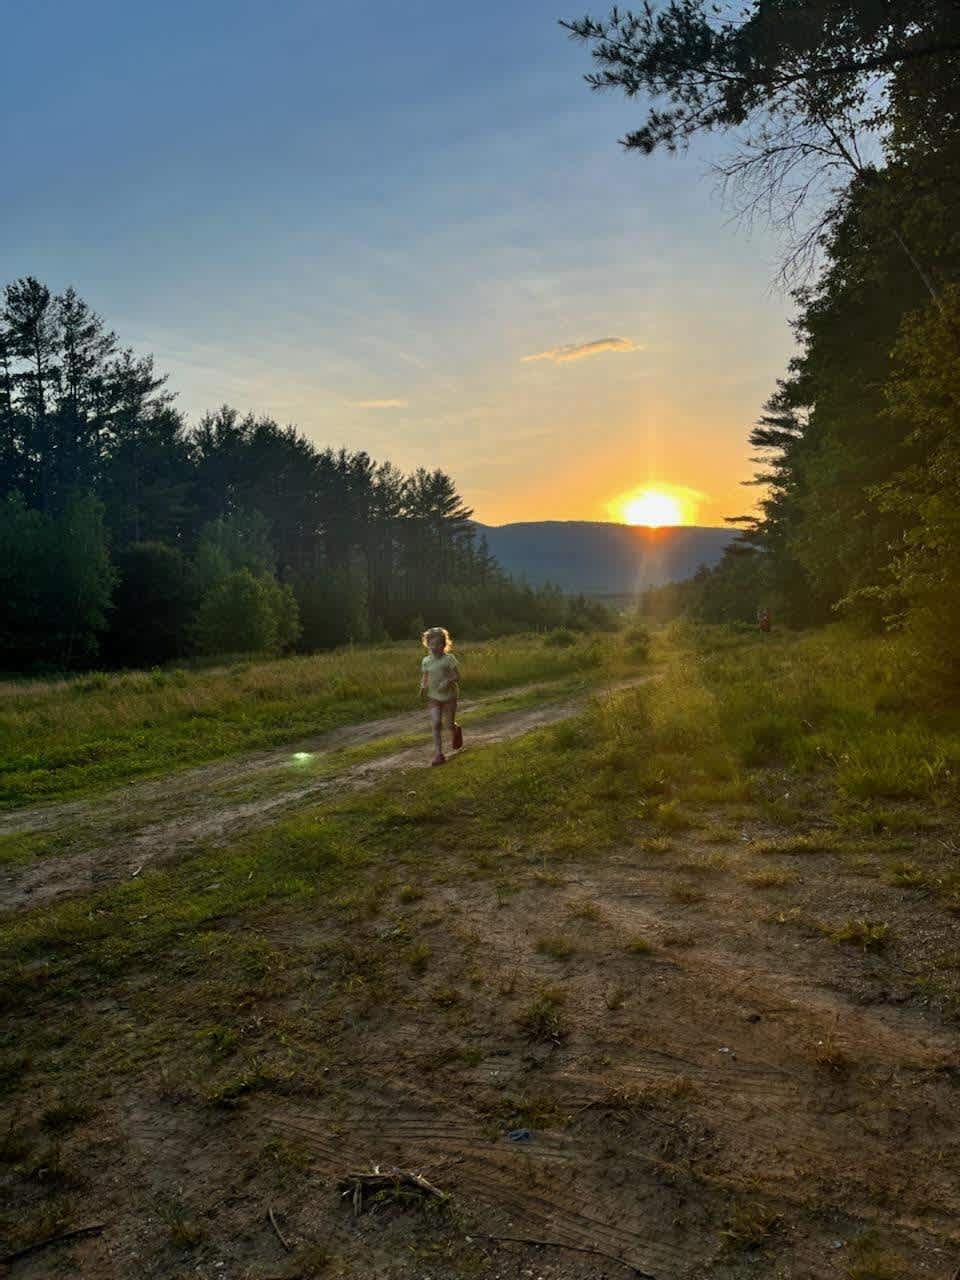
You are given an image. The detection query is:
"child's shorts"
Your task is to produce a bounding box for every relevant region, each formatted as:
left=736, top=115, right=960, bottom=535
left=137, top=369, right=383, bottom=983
left=428, top=697, right=458, bottom=713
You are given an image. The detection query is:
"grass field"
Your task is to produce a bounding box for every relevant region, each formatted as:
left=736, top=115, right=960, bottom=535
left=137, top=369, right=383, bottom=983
left=2, top=622, right=960, bottom=1278
left=0, top=634, right=616, bottom=810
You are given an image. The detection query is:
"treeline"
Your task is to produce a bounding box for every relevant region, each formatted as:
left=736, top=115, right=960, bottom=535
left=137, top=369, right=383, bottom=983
left=0, top=279, right=587, bottom=672
left=608, top=3, right=960, bottom=687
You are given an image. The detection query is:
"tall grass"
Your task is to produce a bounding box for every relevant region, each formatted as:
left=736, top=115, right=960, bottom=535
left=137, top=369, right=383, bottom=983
left=668, top=620, right=960, bottom=805
left=0, top=635, right=614, bottom=809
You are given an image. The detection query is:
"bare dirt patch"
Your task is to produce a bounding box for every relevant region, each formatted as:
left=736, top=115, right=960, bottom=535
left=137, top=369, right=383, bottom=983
left=6, top=820, right=960, bottom=1279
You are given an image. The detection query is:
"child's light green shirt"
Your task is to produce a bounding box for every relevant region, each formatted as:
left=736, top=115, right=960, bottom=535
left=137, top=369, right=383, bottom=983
left=421, top=652, right=460, bottom=701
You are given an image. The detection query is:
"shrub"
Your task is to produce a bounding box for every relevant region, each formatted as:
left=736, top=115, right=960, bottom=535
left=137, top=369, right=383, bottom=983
left=196, top=569, right=300, bottom=656
left=623, top=624, right=651, bottom=660
left=544, top=628, right=577, bottom=648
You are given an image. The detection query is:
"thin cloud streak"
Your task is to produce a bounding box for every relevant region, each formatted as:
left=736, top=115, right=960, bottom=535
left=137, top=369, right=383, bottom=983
left=350, top=398, right=409, bottom=409
left=521, top=336, right=638, bottom=364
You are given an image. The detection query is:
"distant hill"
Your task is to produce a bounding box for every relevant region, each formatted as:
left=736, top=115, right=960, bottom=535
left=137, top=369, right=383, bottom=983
left=475, top=521, right=737, bottom=595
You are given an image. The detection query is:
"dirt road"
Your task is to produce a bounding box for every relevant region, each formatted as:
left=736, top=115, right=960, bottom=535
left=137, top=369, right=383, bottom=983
left=0, top=675, right=654, bottom=916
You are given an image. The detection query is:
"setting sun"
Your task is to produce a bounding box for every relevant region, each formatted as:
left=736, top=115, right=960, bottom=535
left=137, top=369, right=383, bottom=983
left=621, top=489, right=685, bottom=527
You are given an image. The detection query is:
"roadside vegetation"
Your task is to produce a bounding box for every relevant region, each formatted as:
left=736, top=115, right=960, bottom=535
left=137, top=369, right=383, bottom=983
left=0, top=632, right=621, bottom=809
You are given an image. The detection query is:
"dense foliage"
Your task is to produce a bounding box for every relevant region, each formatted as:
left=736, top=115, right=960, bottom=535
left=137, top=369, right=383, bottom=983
left=0, top=281, right=595, bottom=670
left=575, top=2, right=960, bottom=688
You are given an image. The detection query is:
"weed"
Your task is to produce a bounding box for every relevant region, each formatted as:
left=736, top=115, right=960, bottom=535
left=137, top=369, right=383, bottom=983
left=40, top=1098, right=91, bottom=1132
left=652, top=801, right=695, bottom=830
left=719, top=1201, right=784, bottom=1251
left=625, top=936, right=654, bottom=954
left=549, top=719, right=588, bottom=751
left=496, top=965, right=520, bottom=997
left=203, top=1025, right=241, bottom=1058
left=636, top=836, right=673, bottom=855
left=670, top=883, right=704, bottom=905
left=544, top=628, right=578, bottom=648
left=755, top=834, right=834, bottom=856
left=887, top=861, right=928, bottom=889
left=831, top=919, right=891, bottom=952
left=157, top=1193, right=204, bottom=1248
left=406, top=942, right=431, bottom=975
left=844, top=1234, right=911, bottom=1279
left=398, top=883, right=423, bottom=903
left=205, top=1061, right=286, bottom=1108
left=482, top=1091, right=562, bottom=1133
left=431, top=985, right=459, bottom=1007
left=604, top=983, right=626, bottom=1010
left=261, top=1135, right=313, bottom=1183
left=661, top=930, right=696, bottom=948
left=518, top=989, right=568, bottom=1043
left=814, top=1036, right=850, bottom=1073
left=536, top=934, right=575, bottom=960
left=681, top=851, right=728, bottom=874
left=566, top=898, right=602, bottom=921
left=744, top=866, right=795, bottom=889
left=532, top=868, right=566, bottom=887
left=702, top=825, right=738, bottom=844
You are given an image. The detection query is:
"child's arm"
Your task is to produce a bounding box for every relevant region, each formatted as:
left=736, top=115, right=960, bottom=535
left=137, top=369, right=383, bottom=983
left=419, top=671, right=429, bottom=697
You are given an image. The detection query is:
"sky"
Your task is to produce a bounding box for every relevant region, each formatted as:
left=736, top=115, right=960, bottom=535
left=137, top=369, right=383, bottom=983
left=1, top=0, right=799, bottom=528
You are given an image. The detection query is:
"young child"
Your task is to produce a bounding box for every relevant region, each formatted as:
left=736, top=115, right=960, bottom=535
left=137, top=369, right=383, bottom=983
left=419, top=626, right=463, bottom=766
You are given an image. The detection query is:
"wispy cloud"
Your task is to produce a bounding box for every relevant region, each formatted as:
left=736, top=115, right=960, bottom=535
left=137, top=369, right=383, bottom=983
left=521, top=336, right=638, bottom=365
left=350, top=398, right=409, bottom=409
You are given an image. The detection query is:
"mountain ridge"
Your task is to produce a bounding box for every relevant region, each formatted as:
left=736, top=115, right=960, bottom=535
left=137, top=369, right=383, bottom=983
left=473, top=519, right=737, bottom=594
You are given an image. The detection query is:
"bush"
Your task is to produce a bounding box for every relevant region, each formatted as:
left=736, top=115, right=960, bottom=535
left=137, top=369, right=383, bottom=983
left=195, top=569, right=300, bottom=656
left=623, top=624, right=651, bottom=660
left=544, top=628, right=577, bottom=648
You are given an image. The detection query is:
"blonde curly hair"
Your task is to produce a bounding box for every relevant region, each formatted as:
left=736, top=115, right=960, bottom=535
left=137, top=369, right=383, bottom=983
left=421, top=626, right=453, bottom=653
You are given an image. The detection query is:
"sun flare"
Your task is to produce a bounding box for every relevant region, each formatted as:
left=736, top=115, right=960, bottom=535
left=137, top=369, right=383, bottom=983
left=621, top=489, right=685, bottom=527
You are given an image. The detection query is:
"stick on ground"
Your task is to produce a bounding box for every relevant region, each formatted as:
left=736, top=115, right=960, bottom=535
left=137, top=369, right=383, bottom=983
left=466, top=1231, right=657, bottom=1279
left=267, top=1205, right=291, bottom=1251
left=0, top=1223, right=106, bottom=1266
left=338, top=1165, right=448, bottom=1216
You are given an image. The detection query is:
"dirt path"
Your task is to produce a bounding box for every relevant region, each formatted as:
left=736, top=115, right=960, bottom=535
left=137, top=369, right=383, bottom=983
left=252, top=837, right=960, bottom=1279
left=30, top=822, right=960, bottom=1280
left=0, top=674, right=655, bottom=916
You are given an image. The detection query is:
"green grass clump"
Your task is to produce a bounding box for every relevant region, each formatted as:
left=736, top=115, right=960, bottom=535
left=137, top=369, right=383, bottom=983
left=543, top=628, right=578, bottom=648
left=625, top=936, right=654, bottom=954
left=517, top=989, right=567, bottom=1042
left=535, top=935, right=575, bottom=960
left=830, top=918, right=891, bottom=952
left=743, top=866, right=795, bottom=889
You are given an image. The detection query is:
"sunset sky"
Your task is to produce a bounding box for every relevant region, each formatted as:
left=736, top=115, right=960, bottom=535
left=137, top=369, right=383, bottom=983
left=2, top=0, right=797, bottom=528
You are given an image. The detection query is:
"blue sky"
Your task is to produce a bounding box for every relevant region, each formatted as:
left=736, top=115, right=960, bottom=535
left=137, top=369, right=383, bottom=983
left=1, top=0, right=797, bottom=525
